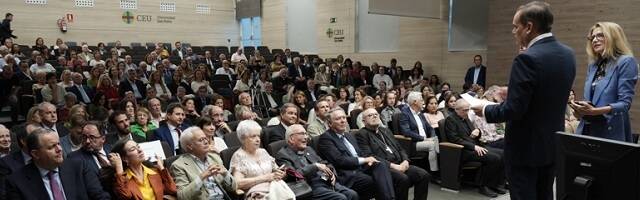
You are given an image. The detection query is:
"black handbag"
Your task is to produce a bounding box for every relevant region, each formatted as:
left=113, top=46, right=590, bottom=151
left=284, top=168, right=313, bottom=199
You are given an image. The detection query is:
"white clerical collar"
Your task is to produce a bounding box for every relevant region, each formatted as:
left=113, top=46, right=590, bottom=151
left=527, top=32, right=553, bottom=48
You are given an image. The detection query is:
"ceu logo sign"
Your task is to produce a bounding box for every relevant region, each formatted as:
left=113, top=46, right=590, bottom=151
left=122, top=11, right=152, bottom=24
left=122, top=11, right=134, bottom=24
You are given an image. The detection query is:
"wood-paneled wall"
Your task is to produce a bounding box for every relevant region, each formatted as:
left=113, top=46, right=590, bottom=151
left=4, top=0, right=239, bottom=46
left=261, top=0, right=486, bottom=90
left=487, top=0, right=640, bottom=133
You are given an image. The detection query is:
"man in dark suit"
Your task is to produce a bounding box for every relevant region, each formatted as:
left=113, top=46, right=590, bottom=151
left=464, top=55, right=487, bottom=88
left=262, top=103, right=299, bottom=145
left=106, top=111, right=146, bottom=146
left=171, top=41, right=186, bottom=60
left=446, top=99, right=505, bottom=197
left=0, top=125, right=35, bottom=198
left=119, top=68, right=147, bottom=102
left=67, top=72, right=94, bottom=104
left=288, top=57, right=311, bottom=90
left=150, top=103, right=188, bottom=156
left=5, top=128, right=111, bottom=200
left=68, top=121, right=112, bottom=177
left=194, top=86, right=211, bottom=114
left=276, top=124, right=358, bottom=200
left=357, top=108, right=430, bottom=200
left=271, top=69, right=292, bottom=97
left=38, top=102, right=69, bottom=137
left=398, top=92, right=439, bottom=171
left=317, top=108, right=395, bottom=200
left=200, top=50, right=216, bottom=70
left=471, top=2, right=576, bottom=200
left=254, top=82, right=281, bottom=117
left=304, top=79, right=321, bottom=104
left=0, top=13, right=17, bottom=45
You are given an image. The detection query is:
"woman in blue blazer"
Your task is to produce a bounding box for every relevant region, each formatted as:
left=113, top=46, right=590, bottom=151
left=570, top=22, right=638, bottom=142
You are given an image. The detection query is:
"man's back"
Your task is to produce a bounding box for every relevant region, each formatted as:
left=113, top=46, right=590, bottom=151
left=485, top=36, right=576, bottom=166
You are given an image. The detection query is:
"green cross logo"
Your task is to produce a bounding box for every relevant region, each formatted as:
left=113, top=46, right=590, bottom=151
left=122, top=11, right=134, bottom=24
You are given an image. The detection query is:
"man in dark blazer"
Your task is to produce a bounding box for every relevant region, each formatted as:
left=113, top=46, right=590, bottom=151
left=276, top=124, right=358, bottom=200
left=119, top=68, right=147, bottom=101
left=149, top=103, right=189, bottom=156
left=254, top=82, right=281, bottom=117
left=464, top=55, right=487, bottom=88
left=38, top=102, right=69, bottom=137
left=67, top=122, right=112, bottom=177
left=0, top=13, right=16, bottom=44
left=356, top=108, right=430, bottom=200
left=446, top=99, right=505, bottom=197
left=317, top=108, right=395, bottom=200
left=5, top=128, right=111, bottom=200
left=171, top=41, right=186, bottom=60
left=106, top=111, right=146, bottom=146
left=270, top=69, right=293, bottom=97
left=471, top=2, right=576, bottom=200
left=304, top=80, right=321, bottom=104
left=262, top=103, right=299, bottom=145
left=67, top=72, right=94, bottom=104
left=288, top=57, right=311, bottom=90
left=194, top=86, right=211, bottom=114
left=0, top=126, right=33, bottom=198
left=397, top=92, right=439, bottom=171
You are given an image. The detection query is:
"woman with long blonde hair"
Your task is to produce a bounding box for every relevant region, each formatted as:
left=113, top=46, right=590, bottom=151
left=570, top=22, right=638, bottom=142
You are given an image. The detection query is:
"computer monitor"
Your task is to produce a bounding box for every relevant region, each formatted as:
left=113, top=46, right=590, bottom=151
left=556, top=132, right=640, bottom=200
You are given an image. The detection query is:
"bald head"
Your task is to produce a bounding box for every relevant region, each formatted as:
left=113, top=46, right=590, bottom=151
left=454, top=99, right=470, bottom=119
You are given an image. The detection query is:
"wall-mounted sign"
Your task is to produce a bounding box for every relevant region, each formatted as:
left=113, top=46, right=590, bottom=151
left=122, top=11, right=134, bottom=24
left=157, top=16, right=175, bottom=23
left=122, top=12, right=171, bottom=24
left=326, top=28, right=344, bottom=42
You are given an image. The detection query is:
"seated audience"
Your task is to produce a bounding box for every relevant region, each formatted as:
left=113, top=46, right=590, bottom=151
left=147, top=98, right=165, bottom=127
left=119, top=67, right=147, bottom=101
left=130, top=107, right=157, bottom=140
left=355, top=96, right=375, bottom=129
left=292, top=91, right=311, bottom=122
left=170, top=126, right=237, bottom=199
left=230, top=120, right=291, bottom=199
left=276, top=124, right=358, bottom=200
left=150, top=103, right=189, bottom=156
left=424, top=96, right=445, bottom=130
left=108, top=138, right=177, bottom=200
left=38, top=102, right=70, bottom=137
left=60, top=115, right=85, bottom=157
left=67, top=72, right=94, bottom=105
left=356, top=108, right=430, bottom=200
left=335, top=87, right=351, bottom=106
left=41, top=72, right=67, bottom=105
left=378, top=91, right=400, bottom=127
left=469, top=86, right=505, bottom=149
left=264, top=103, right=300, bottom=145
left=29, top=54, right=55, bottom=74
left=254, top=81, right=281, bottom=117
left=107, top=111, right=146, bottom=146
left=317, top=108, right=395, bottom=200
left=307, top=100, right=331, bottom=137
left=444, top=99, right=506, bottom=197
left=6, top=128, right=111, bottom=200
left=196, top=117, right=228, bottom=153
left=398, top=92, right=439, bottom=172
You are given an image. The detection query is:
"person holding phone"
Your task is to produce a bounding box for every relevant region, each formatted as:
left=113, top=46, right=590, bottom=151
left=570, top=22, right=638, bottom=142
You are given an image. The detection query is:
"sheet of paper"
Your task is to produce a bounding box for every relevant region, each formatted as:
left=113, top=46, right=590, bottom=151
left=460, top=93, right=498, bottom=107
left=138, top=140, right=166, bottom=162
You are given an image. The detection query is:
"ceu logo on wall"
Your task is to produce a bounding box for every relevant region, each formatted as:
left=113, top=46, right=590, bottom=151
left=122, top=11, right=134, bottom=24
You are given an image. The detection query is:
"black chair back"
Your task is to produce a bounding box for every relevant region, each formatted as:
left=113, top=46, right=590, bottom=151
left=349, top=109, right=362, bottom=129
left=268, top=140, right=287, bottom=157
left=438, top=119, right=447, bottom=142
left=223, top=131, right=241, bottom=148
left=220, top=146, right=240, bottom=169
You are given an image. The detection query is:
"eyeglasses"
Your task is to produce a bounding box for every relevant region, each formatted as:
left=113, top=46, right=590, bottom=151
left=587, top=33, right=605, bottom=41
left=366, top=113, right=379, bottom=118
left=82, top=134, right=103, bottom=141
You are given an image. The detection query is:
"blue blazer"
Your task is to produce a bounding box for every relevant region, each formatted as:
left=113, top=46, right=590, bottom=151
left=150, top=122, right=189, bottom=156
left=464, top=65, right=487, bottom=88
left=316, top=130, right=363, bottom=184
left=578, top=55, right=638, bottom=142
left=67, top=146, right=112, bottom=177
left=484, top=36, right=576, bottom=166
left=398, top=106, right=434, bottom=141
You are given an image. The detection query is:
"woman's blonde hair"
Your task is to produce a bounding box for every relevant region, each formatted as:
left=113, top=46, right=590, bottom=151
left=586, top=22, right=634, bottom=63
left=96, top=74, right=111, bottom=89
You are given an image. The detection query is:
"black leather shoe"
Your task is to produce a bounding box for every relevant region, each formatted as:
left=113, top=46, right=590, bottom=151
left=479, top=186, right=498, bottom=198
left=491, top=186, right=508, bottom=194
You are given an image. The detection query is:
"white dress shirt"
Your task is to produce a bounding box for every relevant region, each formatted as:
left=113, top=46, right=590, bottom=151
left=410, top=107, right=427, bottom=138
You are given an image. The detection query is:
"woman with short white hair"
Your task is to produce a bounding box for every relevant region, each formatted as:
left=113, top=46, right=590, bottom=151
left=229, top=120, right=291, bottom=200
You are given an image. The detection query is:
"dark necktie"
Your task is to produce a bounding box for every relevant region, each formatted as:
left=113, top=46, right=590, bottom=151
left=92, top=151, right=110, bottom=168
left=47, top=171, right=65, bottom=200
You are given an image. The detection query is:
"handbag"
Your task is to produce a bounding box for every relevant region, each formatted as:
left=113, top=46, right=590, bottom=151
left=284, top=168, right=313, bottom=199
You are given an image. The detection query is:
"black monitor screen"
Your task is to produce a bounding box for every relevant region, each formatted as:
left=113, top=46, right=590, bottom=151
left=556, top=132, right=640, bottom=200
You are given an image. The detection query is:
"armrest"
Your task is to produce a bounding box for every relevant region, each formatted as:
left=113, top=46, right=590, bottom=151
left=439, top=142, right=463, bottom=149
left=393, top=135, right=412, bottom=141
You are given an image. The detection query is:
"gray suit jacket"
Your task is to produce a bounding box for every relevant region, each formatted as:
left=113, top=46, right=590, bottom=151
left=169, top=153, right=237, bottom=200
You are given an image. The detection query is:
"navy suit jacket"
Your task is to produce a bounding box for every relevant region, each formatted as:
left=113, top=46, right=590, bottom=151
left=317, top=129, right=364, bottom=184
left=578, top=55, right=638, bottom=142
left=150, top=122, right=189, bottom=156
left=6, top=160, right=111, bottom=200
left=66, top=84, right=94, bottom=104
left=484, top=36, right=575, bottom=166
left=398, top=106, right=434, bottom=141
left=262, top=124, right=286, bottom=146
left=66, top=146, right=112, bottom=177
left=464, top=65, right=487, bottom=88
left=0, top=151, right=27, bottom=198
left=118, top=79, right=147, bottom=100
